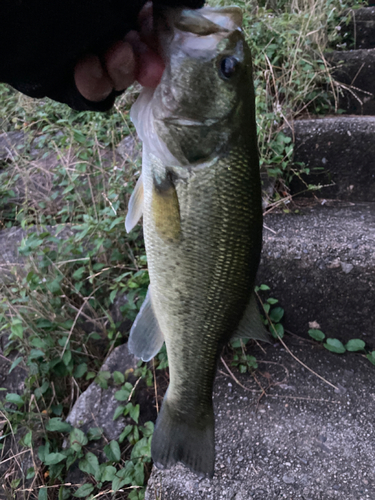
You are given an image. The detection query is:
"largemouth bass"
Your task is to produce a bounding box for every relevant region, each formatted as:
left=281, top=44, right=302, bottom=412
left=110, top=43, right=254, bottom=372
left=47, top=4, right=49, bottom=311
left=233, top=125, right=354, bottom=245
left=125, top=6, right=268, bottom=478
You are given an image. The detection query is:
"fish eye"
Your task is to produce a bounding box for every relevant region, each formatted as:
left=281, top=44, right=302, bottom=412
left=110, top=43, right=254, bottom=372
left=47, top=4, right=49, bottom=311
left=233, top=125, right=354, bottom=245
left=219, top=56, right=239, bottom=79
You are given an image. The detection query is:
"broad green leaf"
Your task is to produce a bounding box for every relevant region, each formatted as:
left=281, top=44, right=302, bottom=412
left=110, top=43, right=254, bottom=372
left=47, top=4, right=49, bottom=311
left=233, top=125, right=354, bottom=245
left=73, top=483, right=94, bottom=498
left=96, top=370, right=110, bottom=389
left=104, top=440, right=121, bottom=462
left=29, top=349, right=45, bottom=360
left=267, top=298, right=278, bottom=305
left=44, top=452, right=67, bottom=465
left=367, top=351, right=375, bottom=366
left=345, top=339, right=365, bottom=352
left=58, top=486, right=71, bottom=500
left=87, top=427, right=103, bottom=441
left=113, top=371, right=125, bottom=385
left=35, top=381, right=50, bottom=399
left=9, top=357, right=23, bottom=373
left=270, top=322, right=284, bottom=339
left=127, top=403, right=140, bottom=424
left=308, top=329, right=325, bottom=342
left=119, top=425, right=133, bottom=443
left=269, top=306, right=284, bottom=323
left=131, top=437, right=151, bottom=460
left=259, top=284, right=270, bottom=291
left=11, top=320, right=23, bottom=339
left=324, top=338, right=346, bottom=354
left=101, top=465, right=117, bottom=482
left=72, top=266, right=86, bottom=281
left=79, top=452, right=99, bottom=476
left=31, top=338, right=48, bottom=348
left=38, top=443, right=50, bottom=463
left=62, top=350, right=72, bottom=366
left=70, top=428, right=88, bottom=451
left=74, top=363, right=87, bottom=378
left=112, top=476, right=128, bottom=492
left=38, top=487, right=48, bottom=500
left=141, top=422, right=154, bottom=438
left=128, top=488, right=144, bottom=500
left=22, top=430, right=32, bottom=447
left=113, top=405, right=125, bottom=421
left=26, top=467, right=35, bottom=479
left=134, top=462, right=145, bottom=486
left=5, top=393, right=24, bottom=407
left=46, top=418, right=73, bottom=433
left=115, top=388, right=131, bottom=401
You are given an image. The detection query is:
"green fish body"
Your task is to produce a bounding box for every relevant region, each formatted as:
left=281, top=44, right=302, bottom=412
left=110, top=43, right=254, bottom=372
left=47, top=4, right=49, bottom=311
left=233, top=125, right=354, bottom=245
left=126, top=6, right=267, bottom=478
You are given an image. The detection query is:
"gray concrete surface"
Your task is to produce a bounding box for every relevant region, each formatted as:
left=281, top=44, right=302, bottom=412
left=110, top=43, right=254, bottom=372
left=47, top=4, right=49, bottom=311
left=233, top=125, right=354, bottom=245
left=328, top=48, right=375, bottom=114
left=350, top=7, right=375, bottom=50
left=259, top=202, right=375, bottom=344
left=146, top=338, right=375, bottom=500
left=289, top=116, right=375, bottom=201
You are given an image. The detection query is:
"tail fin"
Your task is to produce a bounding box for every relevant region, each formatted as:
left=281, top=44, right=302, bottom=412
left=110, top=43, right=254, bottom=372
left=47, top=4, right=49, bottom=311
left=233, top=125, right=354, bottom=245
left=151, top=396, right=215, bottom=478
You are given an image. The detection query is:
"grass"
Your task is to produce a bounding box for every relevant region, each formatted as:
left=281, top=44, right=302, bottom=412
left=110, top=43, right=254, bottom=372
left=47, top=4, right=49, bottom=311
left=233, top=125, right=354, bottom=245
left=0, top=0, right=369, bottom=498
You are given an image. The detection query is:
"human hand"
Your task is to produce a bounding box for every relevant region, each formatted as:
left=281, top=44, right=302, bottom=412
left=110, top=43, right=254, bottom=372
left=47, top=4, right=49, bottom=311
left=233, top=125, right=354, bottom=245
left=74, top=2, right=165, bottom=102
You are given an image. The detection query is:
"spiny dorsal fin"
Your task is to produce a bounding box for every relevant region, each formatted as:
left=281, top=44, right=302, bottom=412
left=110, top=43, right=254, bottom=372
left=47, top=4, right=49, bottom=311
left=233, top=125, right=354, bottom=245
left=232, top=292, right=271, bottom=343
left=125, top=174, right=144, bottom=233
left=128, top=287, right=164, bottom=362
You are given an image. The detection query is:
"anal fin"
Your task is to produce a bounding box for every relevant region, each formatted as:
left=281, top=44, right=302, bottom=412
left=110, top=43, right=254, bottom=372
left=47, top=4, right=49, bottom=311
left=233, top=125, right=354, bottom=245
left=125, top=174, right=144, bottom=233
left=128, top=287, right=164, bottom=361
left=232, top=292, right=271, bottom=343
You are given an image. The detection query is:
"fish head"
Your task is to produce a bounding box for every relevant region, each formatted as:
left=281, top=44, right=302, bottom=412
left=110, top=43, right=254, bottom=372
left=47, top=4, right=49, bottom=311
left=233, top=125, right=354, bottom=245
left=149, top=7, right=255, bottom=165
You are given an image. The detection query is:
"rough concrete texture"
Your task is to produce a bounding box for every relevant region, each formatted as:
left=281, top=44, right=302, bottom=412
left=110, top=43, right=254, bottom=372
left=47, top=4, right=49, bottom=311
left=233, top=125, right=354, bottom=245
left=258, top=202, right=375, bottom=344
left=146, top=339, right=375, bottom=499
left=328, top=48, right=375, bottom=114
left=289, top=116, right=375, bottom=201
left=350, top=7, right=375, bottom=49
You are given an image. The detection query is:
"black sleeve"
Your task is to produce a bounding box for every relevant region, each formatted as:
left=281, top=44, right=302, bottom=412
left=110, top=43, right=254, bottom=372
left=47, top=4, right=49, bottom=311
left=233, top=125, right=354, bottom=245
left=0, top=0, right=204, bottom=112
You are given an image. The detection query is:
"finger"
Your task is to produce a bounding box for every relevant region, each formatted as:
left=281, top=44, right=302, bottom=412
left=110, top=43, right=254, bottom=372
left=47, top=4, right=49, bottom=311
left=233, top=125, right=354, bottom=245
left=74, top=54, right=113, bottom=102
left=138, top=1, right=153, bottom=38
left=104, top=41, right=136, bottom=91
left=136, top=47, right=165, bottom=88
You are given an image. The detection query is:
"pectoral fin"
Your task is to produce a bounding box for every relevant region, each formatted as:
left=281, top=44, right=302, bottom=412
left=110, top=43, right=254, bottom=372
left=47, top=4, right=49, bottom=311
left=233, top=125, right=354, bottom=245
left=128, top=288, right=164, bottom=362
left=232, top=292, right=271, bottom=343
left=125, top=174, right=144, bottom=233
left=152, top=174, right=181, bottom=243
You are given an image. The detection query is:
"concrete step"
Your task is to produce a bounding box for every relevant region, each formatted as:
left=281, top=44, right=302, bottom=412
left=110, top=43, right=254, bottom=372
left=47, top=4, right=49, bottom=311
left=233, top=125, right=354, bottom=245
left=257, top=202, right=375, bottom=344
left=146, top=345, right=375, bottom=499
left=349, top=7, right=375, bottom=50
left=289, top=116, right=375, bottom=202
left=328, top=48, right=375, bottom=114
